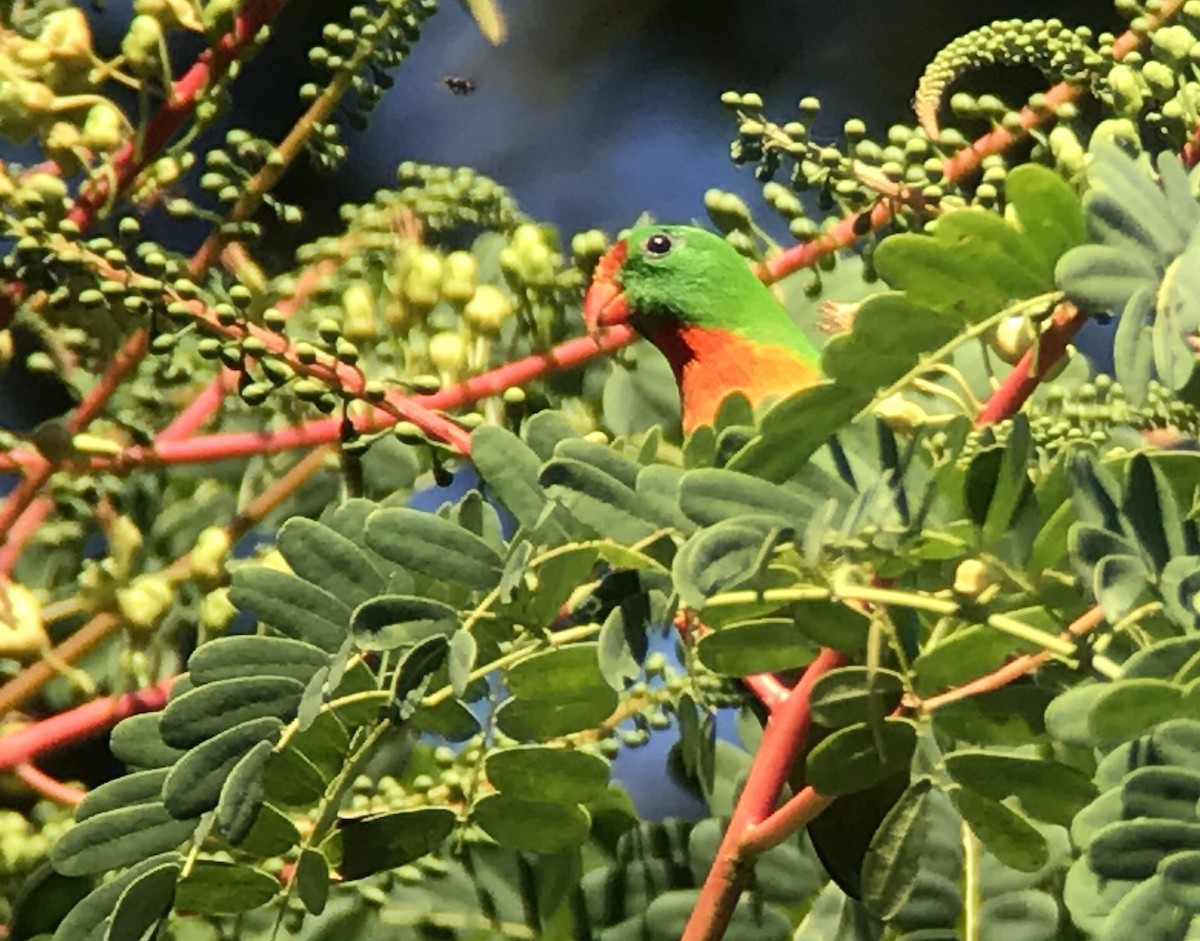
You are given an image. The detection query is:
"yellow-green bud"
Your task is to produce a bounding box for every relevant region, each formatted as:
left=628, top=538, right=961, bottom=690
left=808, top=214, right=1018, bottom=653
left=122, top=15, right=165, bottom=74
left=874, top=393, right=928, bottom=435
left=82, top=102, right=125, bottom=152
left=39, top=9, right=93, bottom=66
left=116, top=573, right=175, bottom=632
left=341, top=284, right=378, bottom=340
left=428, top=331, right=465, bottom=373
left=402, top=249, right=443, bottom=311
left=191, top=526, right=231, bottom=582
left=0, top=583, right=45, bottom=659
left=989, top=316, right=1036, bottom=364
left=441, top=251, right=478, bottom=304
left=953, top=559, right=991, bottom=597
left=463, top=284, right=514, bottom=335
left=199, top=587, right=238, bottom=634
left=107, top=514, right=144, bottom=577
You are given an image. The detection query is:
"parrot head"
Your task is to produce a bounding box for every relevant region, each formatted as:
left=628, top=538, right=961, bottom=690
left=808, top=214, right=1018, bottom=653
left=583, top=224, right=821, bottom=430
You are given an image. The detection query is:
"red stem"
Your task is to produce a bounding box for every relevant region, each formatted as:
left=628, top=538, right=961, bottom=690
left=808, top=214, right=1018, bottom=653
left=0, top=678, right=174, bottom=771
left=15, top=763, right=85, bottom=806
left=975, top=304, right=1086, bottom=426
left=680, top=648, right=847, bottom=941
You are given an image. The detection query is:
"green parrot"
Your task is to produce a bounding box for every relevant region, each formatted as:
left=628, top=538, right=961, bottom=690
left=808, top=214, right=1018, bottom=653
left=583, top=224, right=821, bottom=431
left=585, top=224, right=906, bottom=897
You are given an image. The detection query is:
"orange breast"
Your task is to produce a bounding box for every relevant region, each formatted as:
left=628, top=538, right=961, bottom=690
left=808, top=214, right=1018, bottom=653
left=650, top=325, right=820, bottom=432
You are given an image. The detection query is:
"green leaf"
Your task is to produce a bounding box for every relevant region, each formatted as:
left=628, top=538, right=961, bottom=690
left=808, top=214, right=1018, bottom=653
left=1123, top=453, right=1182, bottom=572
left=930, top=209, right=1055, bottom=295
left=216, top=738, right=275, bottom=845
left=943, top=751, right=1098, bottom=827
left=555, top=438, right=641, bottom=489
left=350, top=595, right=459, bottom=650
left=507, top=643, right=608, bottom=699
left=804, top=719, right=916, bottom=796
left=236, top=803, right=300, bottom=858
left=495, top=694, right=618, bottom=742
left=485, top=746, right=610, bottom=804
left=51, top=853, right=180, bottom=941
left=1056, top=243, right=1157, bottom=311
left=678, top=468, right=814, bottom=528
left=392, top=635, right=449, bottom=720
left=471, top=425, right=548, bottom=528
left=979, top=889, right=1060, bottom=941
left=673, top=519, right=781, bottom=609
left=598, top=598, right=649, bottom=691
left=539, top=458, right=659, bottom=543
left=365, top=507, right=504, bottom=590
left=229, top=567, right=349, bottom=652
left=51, top=803, right=196, bottom=877
left=471, top=794, right=590, bottom=852
left=295, top=848, right=329, bottom=915
left=951, top=788, right=1048, bottom=872
left=8, top=865, right=93, bottom=941
left=108, top=714, right=186, bottom=771
left=1088, top=679, right=1186, bottom=747
left=277, top=517, right=384, bottom=608
left=339, top=807, right=456, bottom=880
left=809, top=667, right=905, bottom=728
left=1121, top=766, right=1200, bottom=820
left=104, top=859, right=178, bottom=941
left=1114, top=286, right=1156, bottom=405
left=523, top=410, right=578, bottom=461
left=1162, top=557, right=1200, bottom=631
left=174, top=859, right=280, bottom=914
left=1099, top=875, right=1189, bottom=941
left=696, top=618, right=815, bottom=675
left=413, top=698, right=481, bottom=741
left=1094, top=553, right=1150, bottom=623
left=913, top=623, right=1023, bottom=696
left=159, top=676, right=304, bottom=748
left=602, top=338, right=681, bottom=436
left=1005, top=162, right=1087, bottom=267
left=186, top=636, right=330, bottom=686
left=448, top=630, right=476, bottom=698
left=822, top=293, right=958, bottom=395
left=76, top=769, right=169, bottom=823
left=861, top=777, right=934, bottom=920
left=726, top=382, right=865, bottom=483
left=163, top=716, right=283, bottom=819
left=1088, top=819, right=1200, bottom=880
left=1158, top=849, right=1200, bottom=908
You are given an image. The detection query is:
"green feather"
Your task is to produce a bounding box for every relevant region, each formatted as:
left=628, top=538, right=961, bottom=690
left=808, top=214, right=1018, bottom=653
left=617, top=224, right=819, bottom=363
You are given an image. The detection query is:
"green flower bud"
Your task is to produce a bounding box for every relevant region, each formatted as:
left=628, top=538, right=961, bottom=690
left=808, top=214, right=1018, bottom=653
left=463, top=284, right=514, bottom=335
left=441, top=251, right=478, bottom=304
left=428, top=331, right=465, bottom=373
left=341, top=284, right=378, bottom=340
left=122, top=15, right=164, bottom=74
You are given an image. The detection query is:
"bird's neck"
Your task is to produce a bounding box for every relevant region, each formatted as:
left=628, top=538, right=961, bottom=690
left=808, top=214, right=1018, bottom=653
left=649, top=324, right=820, bottom=432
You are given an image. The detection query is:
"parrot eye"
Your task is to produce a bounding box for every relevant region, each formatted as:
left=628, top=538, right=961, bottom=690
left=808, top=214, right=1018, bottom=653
left=643, top=232, right=674, bottom=257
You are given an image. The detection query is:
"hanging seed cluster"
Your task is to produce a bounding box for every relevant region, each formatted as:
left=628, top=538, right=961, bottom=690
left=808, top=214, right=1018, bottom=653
left=302, top=0, right=440, bottom=170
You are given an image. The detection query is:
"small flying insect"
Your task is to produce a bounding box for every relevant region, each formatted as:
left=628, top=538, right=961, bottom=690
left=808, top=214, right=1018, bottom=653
left=442, top=75, right=477, bottom=97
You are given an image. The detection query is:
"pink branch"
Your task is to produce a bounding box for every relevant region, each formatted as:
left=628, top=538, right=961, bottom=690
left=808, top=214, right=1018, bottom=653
left=15, top=763, right=85, bottom=806
left=680, top=648, right=847, bottom=941
left=0, top=678, right=174, bottom=771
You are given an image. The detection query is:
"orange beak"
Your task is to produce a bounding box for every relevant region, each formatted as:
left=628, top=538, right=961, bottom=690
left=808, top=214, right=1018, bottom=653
left=583, top=241, right=631, bottom=333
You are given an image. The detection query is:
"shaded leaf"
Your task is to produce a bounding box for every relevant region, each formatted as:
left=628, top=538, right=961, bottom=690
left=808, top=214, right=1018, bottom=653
left=339, top=807, right=456, bottom=880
